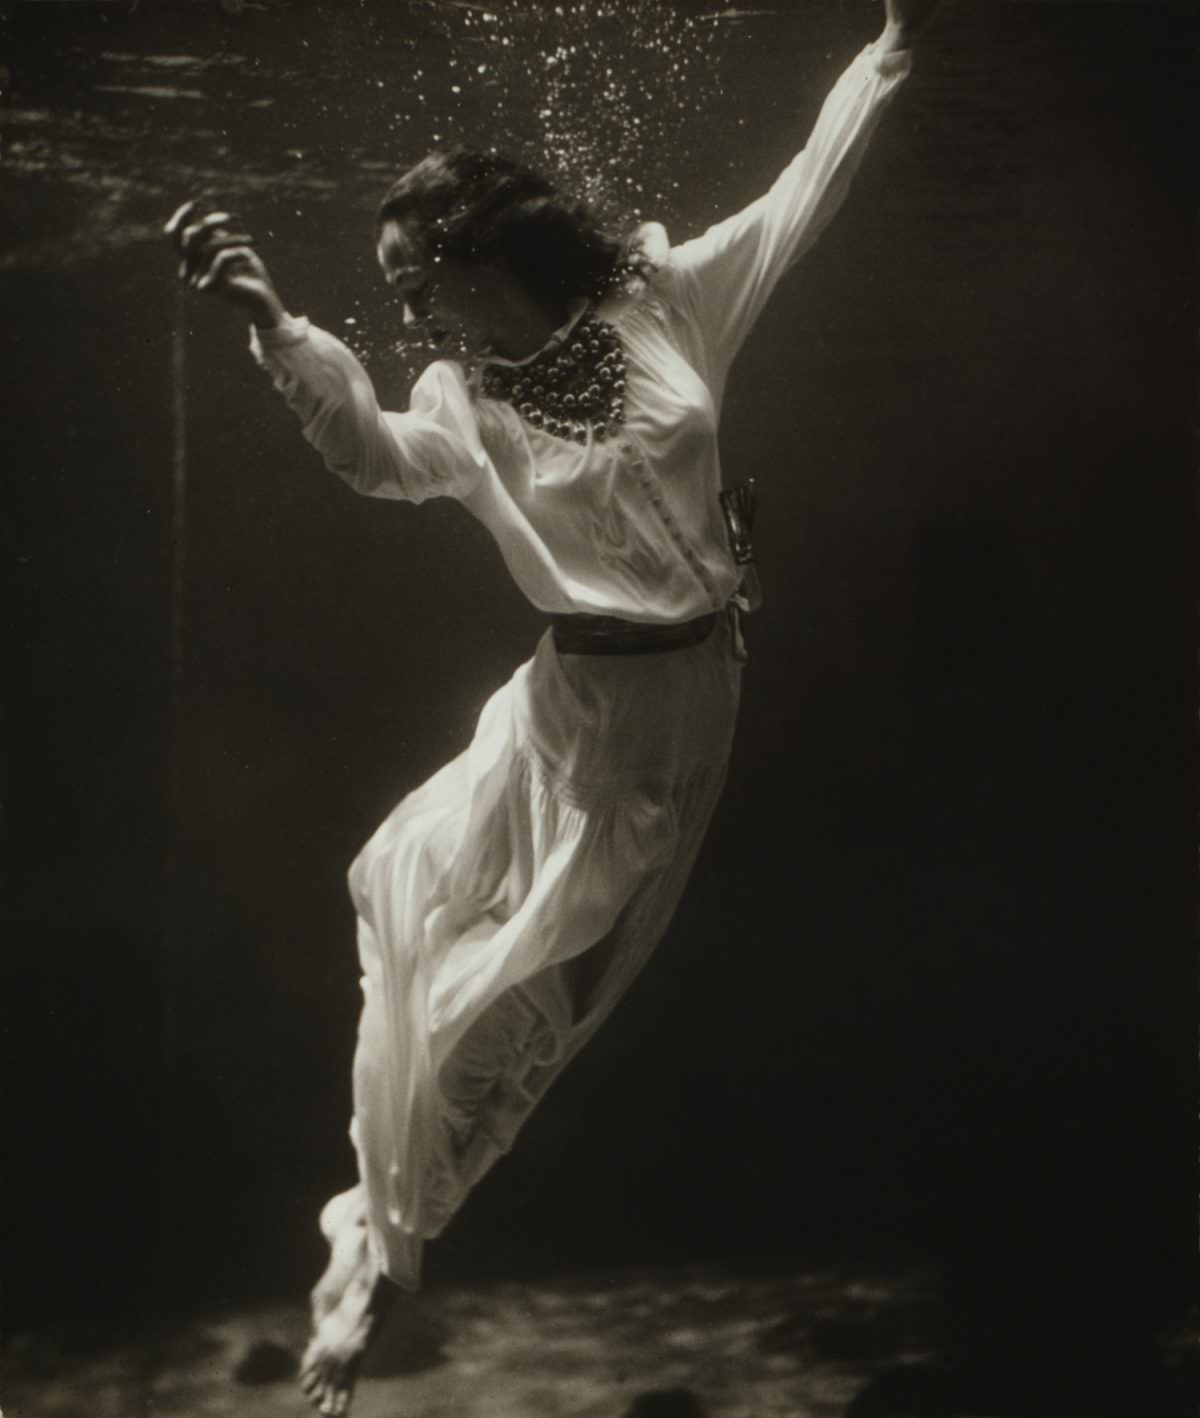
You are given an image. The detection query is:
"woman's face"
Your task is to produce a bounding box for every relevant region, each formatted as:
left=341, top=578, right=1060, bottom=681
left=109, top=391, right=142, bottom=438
left=377, top=219, right=513, bottom=356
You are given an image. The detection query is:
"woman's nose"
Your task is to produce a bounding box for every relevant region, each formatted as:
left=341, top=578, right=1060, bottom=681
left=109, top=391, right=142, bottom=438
left=402, top=301, right=424, bottom=328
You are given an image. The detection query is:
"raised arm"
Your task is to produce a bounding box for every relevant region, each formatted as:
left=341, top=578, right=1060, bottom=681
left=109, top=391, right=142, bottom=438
left=661, top=0, right=941, bottom=401
left=880, top=0, right=943, bottom=55
left=164, top=201, right=486, bottom=504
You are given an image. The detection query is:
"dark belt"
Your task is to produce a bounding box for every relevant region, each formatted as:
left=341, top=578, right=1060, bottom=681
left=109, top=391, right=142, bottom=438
left=551, top=611, right=718, bottom=656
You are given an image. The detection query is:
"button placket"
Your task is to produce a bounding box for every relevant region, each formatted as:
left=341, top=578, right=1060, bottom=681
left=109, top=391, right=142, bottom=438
left=620, top=431, right=717, bottom=601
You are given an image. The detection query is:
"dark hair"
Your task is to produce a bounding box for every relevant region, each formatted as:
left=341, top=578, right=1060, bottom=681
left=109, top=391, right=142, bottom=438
left=375, top=148, right=631, bottom=314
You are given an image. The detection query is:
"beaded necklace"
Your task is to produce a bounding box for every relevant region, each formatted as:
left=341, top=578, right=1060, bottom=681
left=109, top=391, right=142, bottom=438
left=479, top=309, right=628, bottom=445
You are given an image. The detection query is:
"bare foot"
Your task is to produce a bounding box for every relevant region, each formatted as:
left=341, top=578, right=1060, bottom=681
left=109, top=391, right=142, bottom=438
left=300, top=1190, right=398, bottom=1416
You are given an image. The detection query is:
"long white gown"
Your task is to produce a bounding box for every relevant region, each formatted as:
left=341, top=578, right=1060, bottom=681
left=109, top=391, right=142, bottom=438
left=252, top=39, right=911, bottom=1288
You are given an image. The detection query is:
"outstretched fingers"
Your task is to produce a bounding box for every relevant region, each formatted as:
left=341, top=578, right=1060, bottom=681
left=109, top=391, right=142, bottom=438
left=194, top=241, right=257, bottom=290
left=179, top=211, right=236, bottom=276
left=166, top=204, right=256, bottom=283
left=164, top=197, right=284, bottom=324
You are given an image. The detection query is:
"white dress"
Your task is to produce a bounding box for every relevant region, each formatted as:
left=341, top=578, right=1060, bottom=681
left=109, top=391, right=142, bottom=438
left=252, top=40, right=910, bottom=1288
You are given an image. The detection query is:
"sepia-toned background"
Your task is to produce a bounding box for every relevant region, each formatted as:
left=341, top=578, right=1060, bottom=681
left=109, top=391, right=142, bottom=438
left=3, top=1, right=1195, bottom=1411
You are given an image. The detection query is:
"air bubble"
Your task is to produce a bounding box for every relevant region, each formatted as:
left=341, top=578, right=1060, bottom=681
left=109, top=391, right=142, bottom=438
left=371, top=0, right=736, bottom=389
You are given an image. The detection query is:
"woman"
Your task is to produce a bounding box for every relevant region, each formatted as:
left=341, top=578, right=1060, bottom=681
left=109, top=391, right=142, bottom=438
left=168, top=3, right=938, bottom=1412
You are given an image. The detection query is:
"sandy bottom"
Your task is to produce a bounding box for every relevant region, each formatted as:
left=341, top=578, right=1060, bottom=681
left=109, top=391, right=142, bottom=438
left=2, top=1264, right=944, bottom=1418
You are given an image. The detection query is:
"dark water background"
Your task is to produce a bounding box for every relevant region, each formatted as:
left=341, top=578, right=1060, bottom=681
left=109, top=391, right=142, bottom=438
left=3, top=0, right=1196, bottom=1393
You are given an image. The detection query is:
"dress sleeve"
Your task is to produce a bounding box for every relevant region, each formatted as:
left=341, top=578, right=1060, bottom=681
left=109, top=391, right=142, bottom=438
left=250, top=316, right=488, bottom=503
left=662, top=40, right=912, bottom=394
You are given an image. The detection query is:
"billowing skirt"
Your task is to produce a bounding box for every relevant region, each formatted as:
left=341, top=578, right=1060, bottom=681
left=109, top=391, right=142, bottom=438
left=346, top=614, right=742, bottom=1287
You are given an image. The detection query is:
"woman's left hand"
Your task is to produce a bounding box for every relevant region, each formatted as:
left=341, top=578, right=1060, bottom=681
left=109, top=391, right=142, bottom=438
left=880, top=0, right=942, bottom=50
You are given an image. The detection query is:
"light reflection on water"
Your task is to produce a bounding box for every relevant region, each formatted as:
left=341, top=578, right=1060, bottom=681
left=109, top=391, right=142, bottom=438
left=3, top=2, right=741, bottom=250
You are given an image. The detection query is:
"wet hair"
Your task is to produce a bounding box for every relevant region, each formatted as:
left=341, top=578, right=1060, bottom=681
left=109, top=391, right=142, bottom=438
left=375, top=148, right=632, bottom=314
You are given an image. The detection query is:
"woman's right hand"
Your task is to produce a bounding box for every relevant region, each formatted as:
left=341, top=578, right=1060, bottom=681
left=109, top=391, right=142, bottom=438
left=164, top=199, right=289, bottom=328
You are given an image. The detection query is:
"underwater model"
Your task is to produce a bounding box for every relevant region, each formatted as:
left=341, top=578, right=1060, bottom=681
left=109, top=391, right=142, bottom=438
left=167, top=1, right=942, bottom=1412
